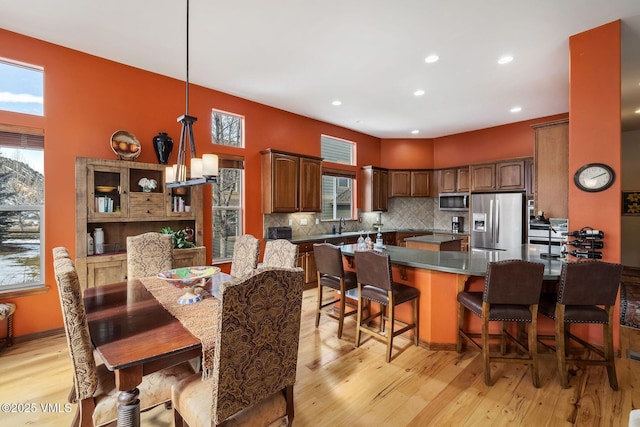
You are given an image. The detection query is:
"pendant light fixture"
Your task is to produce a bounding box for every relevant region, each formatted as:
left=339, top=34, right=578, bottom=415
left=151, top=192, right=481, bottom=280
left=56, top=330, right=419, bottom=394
left=166, top=0, right=218, bottom=188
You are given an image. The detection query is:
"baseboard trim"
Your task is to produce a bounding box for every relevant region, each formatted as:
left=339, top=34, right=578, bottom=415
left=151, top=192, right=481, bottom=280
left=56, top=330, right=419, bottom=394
left=13, top=327, right=64, bottom=345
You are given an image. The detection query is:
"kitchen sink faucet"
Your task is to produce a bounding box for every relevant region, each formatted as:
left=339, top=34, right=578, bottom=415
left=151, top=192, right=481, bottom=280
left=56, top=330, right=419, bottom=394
left=338, top=217, right=346, bottom=234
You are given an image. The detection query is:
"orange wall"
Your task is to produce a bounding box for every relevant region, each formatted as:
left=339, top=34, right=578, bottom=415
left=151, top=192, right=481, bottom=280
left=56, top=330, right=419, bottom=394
left=379, top=138, right=435, bottom=169
left=0, top=28, right=381, bottom=337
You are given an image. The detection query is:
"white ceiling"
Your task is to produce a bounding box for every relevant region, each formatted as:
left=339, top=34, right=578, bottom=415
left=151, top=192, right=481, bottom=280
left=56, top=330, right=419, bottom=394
left=2, top=0, right=640, bottom=138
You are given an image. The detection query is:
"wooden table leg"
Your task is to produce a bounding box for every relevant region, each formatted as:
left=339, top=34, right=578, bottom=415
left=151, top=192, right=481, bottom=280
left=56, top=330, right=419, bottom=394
left=115, top=366, right=143, bottom=427
left=117, top=388, right=141, bottom=427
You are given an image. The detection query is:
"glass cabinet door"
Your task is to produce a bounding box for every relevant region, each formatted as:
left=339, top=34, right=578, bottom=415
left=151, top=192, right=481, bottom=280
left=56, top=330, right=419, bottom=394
left=87, top=165, right=127, bottom=219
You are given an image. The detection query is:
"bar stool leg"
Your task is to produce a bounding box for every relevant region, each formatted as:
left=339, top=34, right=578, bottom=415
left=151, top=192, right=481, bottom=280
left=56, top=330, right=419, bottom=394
left=529, top=305, right=540, bottom=388
left=604, top=308, right=618, bottom=390
left=355, top=285, right=363, bottom=348
left=482, top=303, right=492, bottom=386
left=456, top=301, right=465, bottom=353
left=555, top=304, right=569, bottom=388
left=315, top=275, right=322, bottom=329
left=337, top=280, right=346, bottom=339
left=386, top=298, right=394, bottom=363
left=413, top=297, right=419, bottom=346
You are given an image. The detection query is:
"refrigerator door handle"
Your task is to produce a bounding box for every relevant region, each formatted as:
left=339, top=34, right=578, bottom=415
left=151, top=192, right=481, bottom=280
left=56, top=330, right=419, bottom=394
left=489, top=199, right=494, bottom=243
left=495, top=199, right=500, bottom=243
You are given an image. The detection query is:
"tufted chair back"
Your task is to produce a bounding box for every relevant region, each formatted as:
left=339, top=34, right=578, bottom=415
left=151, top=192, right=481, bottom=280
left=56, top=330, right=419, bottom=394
left=262, top=239, right=299, bottom=269
left=230, top=234, right=260, bottom=278
left=212, top=267, right=304, bottom=424
left=126, top=232, right=173, bottom=280
left=52, top=249, right=99, bottom=403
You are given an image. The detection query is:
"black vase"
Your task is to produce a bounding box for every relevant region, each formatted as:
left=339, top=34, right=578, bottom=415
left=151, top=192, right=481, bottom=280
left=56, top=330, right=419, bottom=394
left=152, top=132, right=173, bottom=164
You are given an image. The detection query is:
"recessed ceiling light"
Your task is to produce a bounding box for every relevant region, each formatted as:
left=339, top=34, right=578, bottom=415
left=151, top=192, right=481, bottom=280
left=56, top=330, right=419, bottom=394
left=498, top=55, right=514, bottom=65
left=425, top=55, right=439, bottom=63
left=510, top=106, right=522, bottom=113
left=635, top=108, right=640, bottom=114
left=331, top=100, right=342, bottom=106
left=414, top=89, right=425, bottom=96
left=411, top=130, right=420, bottom=134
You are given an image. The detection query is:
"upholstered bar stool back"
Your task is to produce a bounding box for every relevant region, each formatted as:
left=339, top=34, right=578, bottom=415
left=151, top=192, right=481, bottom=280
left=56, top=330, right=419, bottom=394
left=354, top=250, right=420, bottom=363
left=126, top=232, right=173, bottom=280
left=230, top=234, right=260, bottom=278
left=263, top=239, right=298, bottom=269
left=457, top=259, right=545, bottom=387
left=313, top=243, right=357, bottom=339
left=539, top=260, right=623, bottom=389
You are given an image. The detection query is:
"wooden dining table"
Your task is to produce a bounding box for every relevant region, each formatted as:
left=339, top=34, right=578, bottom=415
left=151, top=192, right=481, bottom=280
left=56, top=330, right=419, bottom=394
left=83, top=272, right=231, bottom=426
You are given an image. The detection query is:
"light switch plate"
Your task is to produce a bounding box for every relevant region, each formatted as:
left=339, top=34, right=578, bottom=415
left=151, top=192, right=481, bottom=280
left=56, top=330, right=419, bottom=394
left=300, top=218, right=308, bottom=225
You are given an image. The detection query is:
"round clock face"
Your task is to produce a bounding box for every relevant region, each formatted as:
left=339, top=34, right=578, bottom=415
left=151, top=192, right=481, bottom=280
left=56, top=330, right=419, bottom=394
left=574, top=163, right=615, bottom=192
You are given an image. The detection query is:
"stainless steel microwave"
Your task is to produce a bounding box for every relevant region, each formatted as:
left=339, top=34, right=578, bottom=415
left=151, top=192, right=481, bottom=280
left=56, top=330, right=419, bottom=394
left=439, top=193, right=469, bottom=211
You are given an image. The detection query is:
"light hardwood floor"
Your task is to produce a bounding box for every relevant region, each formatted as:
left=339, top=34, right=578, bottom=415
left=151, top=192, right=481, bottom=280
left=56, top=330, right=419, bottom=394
left=1, top=288, right=638, bottom=426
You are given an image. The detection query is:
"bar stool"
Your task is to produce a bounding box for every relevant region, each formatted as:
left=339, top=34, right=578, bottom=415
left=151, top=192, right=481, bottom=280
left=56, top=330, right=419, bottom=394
left=354, top=250, right=420, bottom=363
left=457, top=259, right=545, bottom=387
left=313, top=243, right=358, bottom=339
left=538, top=260, right=623, bottom=389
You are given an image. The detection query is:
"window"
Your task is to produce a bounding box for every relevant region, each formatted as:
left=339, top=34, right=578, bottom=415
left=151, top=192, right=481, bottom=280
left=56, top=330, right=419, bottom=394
left=211, top=109, right=244, bottom=147
left=321, top=174, right=354, bottom=221
left=321, top=135, right=355, bottom=165
left=0, top=60, right=44, bottom=116
left=321, top=135, right=356, bottom=221
left=212, top=159, right=244, bottom=261
left=0, top=128, right=45, bottom=290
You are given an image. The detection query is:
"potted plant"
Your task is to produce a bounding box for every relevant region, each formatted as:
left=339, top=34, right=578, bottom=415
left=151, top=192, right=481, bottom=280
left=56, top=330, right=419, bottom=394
left=160, top=227, right=195, bottom=249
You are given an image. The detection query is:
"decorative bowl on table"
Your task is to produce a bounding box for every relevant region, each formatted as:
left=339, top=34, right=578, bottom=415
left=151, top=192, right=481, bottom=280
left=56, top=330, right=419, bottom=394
left=110, top=130, right=141, bottom=161
left=158, top=266, right=220, bottom=304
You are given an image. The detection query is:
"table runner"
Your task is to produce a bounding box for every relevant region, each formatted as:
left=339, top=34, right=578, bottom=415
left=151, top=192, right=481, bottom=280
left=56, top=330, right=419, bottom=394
left=140, top=276, right=219, bottom=379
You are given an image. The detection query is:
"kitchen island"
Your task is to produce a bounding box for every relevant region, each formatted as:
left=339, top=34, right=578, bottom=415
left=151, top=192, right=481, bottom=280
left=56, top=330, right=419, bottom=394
left=404, top=234, right=462, bottom=251
left=339, top=244, right=563, bottom=349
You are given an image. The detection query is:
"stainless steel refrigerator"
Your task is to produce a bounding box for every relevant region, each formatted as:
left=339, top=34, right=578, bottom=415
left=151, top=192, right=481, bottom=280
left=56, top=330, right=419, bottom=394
left=470, top=192, right=525, bottom=250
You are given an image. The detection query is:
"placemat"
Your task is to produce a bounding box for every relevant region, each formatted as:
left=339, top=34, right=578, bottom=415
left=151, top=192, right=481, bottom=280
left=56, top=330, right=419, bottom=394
left=140, top=276, right=219, bottom=379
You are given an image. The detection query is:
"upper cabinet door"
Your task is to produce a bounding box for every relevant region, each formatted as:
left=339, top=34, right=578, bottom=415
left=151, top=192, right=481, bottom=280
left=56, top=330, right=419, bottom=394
left=457, top=168, right=470, bottom=192
left=269, top=152, right=299, bottom=213
left=439, top=169, right=457, bottom=193
left=496, top=160, right=525, bottom=190
left=390, top=170, right=411, bottom=197
left=470, top=163, right=496, bottom=192
left=299, top=157, right=322, bottom=212
left=411, top=170, right=431, bottom=197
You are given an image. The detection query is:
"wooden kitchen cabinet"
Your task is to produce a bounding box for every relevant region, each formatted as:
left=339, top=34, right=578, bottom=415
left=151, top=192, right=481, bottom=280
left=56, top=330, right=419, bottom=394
left=533, top=119, right=568, bottom=219
left=261, top=149, right=322, bottom=213
left=390, top=170, right=432, bottom=197
left=470, top=163, right=496, bottom=191
left=75, top=157, right=204, bottom=290
left=439, top=168, right=469, bottom=193
left=470, top=159, right=528, bottom=192
left=361, top=166, right=388, bottom=212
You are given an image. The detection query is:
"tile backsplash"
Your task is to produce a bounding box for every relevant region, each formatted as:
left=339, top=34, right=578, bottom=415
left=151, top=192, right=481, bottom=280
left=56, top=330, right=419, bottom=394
left=263, top=197, right=468, bottom=238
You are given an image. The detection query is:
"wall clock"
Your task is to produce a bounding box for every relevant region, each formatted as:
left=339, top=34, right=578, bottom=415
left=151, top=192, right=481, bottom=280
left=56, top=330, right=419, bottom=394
left=573, top=163, right=615, bottom=192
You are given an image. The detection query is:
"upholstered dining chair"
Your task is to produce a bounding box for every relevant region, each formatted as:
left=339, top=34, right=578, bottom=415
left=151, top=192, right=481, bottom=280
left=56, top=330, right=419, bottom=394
left=172, top=267, right=305, bottom=427
left=457, top=259, right=545, bottom=387
left=262, top=239, right=299, bottom=269
left=53, top=246, right=71, bottom=260
left=53, top=247, right=195, bottom=427
left=230, top=234, right=260, bottom=278
left=354, top=250, right=420, bottom=363
left=538, top=260, right=623, bottom=389
left=126, top=232, right=173, bottom=280
left=313, top=243, right=357, bottom=339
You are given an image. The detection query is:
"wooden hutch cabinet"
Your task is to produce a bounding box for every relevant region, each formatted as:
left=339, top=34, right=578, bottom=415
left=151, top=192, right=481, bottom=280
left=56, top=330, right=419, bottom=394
left=75, top=158, right=205, bottom=290
left=261, top=149, right=322, bottom=213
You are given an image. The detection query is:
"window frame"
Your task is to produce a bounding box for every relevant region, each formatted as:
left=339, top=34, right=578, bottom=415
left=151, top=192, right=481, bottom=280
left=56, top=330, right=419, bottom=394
left=211, top=159, right=244, bottom=263
left=211, top=109, right=245, bottom=148
left=0, top=126, right=45, bottom=294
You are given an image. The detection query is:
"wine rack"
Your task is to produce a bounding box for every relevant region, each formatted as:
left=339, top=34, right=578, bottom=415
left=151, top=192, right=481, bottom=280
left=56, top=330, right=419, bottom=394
left=563, top=226, right=604, bottom=259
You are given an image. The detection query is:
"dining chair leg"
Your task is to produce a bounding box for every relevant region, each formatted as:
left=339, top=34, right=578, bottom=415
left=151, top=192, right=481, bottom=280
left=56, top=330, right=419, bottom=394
left=413, top=297, right=419, bottom=346
left=529, top=305, right=540, bottom=388
left=386, top=300, right=394, bottom=363
left=500, top=321, right=507, bottom=355
left=482, top=302, right=492, bottom=386
left=456, top=301, right=465, bottom=353
left=555, top=304, right=569, bottom=388
left=604, top=308, right=618, bottom=390
left=355, top=285, right=363, bottom=348
left=285, top=384, right=295, bottom=425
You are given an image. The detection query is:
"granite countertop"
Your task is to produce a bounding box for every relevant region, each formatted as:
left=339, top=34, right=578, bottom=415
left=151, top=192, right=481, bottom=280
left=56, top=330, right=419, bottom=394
left=290, top=228, right=469, bottom=244
left=404, top=235, right=463, bottom=244
left=339, top=243, right=563, bottom=280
